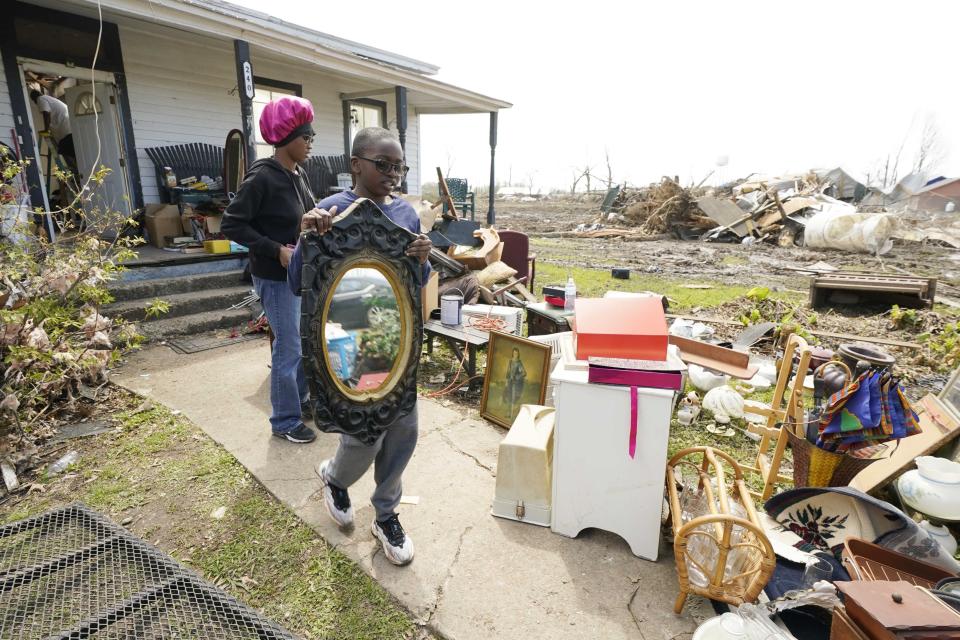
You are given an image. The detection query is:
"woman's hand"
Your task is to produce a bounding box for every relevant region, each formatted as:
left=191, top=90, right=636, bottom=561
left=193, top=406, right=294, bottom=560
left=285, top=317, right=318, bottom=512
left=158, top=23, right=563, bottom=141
left=301, top=205, right=337, bottom=233
left=279, top=245, right=294, bottom=268
left=405, top=234, right=433, bottom=264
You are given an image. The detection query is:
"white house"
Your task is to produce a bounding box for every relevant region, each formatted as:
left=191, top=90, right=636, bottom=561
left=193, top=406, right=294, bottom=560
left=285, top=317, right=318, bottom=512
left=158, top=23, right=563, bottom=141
left=0, top=0, right=511, bottom=229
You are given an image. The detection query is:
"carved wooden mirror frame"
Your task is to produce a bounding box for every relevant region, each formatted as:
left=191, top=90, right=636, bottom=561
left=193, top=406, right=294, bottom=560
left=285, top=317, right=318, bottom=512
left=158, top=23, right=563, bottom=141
left=299, top=197, right=423, bottom=444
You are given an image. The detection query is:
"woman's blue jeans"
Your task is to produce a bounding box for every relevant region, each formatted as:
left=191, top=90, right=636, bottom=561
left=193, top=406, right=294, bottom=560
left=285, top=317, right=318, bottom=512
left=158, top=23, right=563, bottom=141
left=253, top=275, right=308, bottom=433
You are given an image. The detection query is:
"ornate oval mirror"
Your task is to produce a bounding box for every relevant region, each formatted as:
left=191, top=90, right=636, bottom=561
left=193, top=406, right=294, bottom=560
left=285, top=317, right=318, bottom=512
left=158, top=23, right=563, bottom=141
left=223, top=128, right=247, bottom=197
left=300, top=198, right=423, bottom=444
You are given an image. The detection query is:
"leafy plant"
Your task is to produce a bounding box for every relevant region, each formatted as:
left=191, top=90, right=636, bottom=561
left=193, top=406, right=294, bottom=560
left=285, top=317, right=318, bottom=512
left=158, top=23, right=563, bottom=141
left=926, top=322, right=960, bottom=371
left=739, top=307, right=763, bottom=326
left=890, top=304, right=920, bottom=330
left=357, top=307, right=401, bottom=370
left=145, top=298, right=170, bottom=319
left=0, top=156, right=152, bottom=461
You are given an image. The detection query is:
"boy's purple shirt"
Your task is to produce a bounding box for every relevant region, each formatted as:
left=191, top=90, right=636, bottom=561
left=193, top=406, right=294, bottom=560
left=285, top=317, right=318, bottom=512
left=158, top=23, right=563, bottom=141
left=287, top=191, right=430, bottom=295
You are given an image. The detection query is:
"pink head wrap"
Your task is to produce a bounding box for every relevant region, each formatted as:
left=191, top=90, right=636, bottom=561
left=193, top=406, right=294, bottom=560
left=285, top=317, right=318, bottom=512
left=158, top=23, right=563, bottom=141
left=258, top=96, right=314, bottom=146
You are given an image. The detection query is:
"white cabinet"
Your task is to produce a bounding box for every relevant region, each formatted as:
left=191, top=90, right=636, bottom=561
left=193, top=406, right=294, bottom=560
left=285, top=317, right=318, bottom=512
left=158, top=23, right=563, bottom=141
left=550, top=360, right=675, bottom=560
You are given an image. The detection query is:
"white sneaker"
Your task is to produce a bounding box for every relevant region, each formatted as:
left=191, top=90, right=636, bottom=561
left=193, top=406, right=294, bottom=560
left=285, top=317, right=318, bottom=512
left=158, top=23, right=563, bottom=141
left=372, top=514, right=415, bottom=566
left=316, top=460, right=353, bottom=527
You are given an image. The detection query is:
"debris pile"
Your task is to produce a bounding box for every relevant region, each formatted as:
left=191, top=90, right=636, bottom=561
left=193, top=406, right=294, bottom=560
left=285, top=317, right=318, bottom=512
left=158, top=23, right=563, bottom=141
left=579, top=169, right=960, bottom=253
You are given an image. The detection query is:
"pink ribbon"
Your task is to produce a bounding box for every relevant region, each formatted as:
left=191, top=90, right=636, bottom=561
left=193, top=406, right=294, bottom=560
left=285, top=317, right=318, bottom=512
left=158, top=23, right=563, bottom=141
left=629, top=386, right=638, bottom=459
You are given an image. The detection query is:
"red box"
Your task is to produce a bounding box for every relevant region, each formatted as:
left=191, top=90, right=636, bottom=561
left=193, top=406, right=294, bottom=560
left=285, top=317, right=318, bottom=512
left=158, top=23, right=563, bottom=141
left=574, top=298, right=668, bottom=361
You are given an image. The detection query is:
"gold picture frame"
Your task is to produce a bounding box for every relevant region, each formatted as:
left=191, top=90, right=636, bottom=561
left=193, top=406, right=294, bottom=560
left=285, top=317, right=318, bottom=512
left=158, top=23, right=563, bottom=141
left=480, top=331, right=552, bottom=428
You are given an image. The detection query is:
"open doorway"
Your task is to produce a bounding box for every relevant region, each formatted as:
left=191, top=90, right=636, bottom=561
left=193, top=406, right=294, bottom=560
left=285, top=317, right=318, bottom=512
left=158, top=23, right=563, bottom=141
left=20, top=60, right=133, bottom=237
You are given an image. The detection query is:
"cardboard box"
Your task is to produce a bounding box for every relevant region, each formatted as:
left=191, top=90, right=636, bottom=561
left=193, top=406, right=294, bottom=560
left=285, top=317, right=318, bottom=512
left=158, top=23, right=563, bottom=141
left=144, top=204, right=180, bottom=248
left=421, top=271, right=439, bottom=322
left=574, top=297, right=668, bottom=361
left=204, top=214, right=222, bottom=234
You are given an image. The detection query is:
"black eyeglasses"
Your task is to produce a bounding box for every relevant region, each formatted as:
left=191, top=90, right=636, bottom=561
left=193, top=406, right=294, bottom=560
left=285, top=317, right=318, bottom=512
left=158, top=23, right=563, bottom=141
left=356, top=156, right=409, bottom=176
left=301, top=134, right=315, bottom=143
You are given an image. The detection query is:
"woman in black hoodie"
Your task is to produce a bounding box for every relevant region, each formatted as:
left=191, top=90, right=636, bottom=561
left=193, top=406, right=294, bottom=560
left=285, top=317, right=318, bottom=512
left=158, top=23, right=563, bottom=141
left=222, top=96, right=331, bottom=443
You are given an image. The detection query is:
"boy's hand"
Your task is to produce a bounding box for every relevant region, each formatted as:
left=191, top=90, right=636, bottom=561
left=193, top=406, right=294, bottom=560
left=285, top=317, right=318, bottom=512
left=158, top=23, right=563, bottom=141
left=406, top=234, right=432, bottom=264
left=301, top=206, right=336, bottom=233
left=278, top=245, right=294, bottom=268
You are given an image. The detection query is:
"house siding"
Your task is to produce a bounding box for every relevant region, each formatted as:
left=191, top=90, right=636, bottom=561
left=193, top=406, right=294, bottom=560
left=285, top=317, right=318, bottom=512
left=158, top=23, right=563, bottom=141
left=0, top=71, right=17, bottom=149
left=118, top=21, right=422, bottom=203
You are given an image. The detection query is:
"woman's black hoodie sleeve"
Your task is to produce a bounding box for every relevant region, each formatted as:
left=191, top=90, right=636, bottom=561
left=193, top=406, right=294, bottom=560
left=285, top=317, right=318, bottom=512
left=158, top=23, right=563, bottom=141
left=221, top=164, right=282, bottom=261
left=222, top=159, right=311, bottom=281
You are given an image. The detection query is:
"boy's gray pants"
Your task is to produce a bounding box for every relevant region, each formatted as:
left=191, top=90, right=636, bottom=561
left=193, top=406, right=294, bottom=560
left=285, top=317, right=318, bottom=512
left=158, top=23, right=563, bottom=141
left=326, top=406, right=418, bottom=521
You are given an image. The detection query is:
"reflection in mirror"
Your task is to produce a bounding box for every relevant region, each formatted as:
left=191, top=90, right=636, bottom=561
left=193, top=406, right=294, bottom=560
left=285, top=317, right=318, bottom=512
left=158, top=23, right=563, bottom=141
left=325, top=267, right=401, bottom=394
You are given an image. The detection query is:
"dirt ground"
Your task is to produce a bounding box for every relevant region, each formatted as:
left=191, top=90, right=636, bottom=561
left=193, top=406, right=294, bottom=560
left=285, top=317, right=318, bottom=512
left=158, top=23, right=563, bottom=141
left=492, top=197, right=959, bottom=399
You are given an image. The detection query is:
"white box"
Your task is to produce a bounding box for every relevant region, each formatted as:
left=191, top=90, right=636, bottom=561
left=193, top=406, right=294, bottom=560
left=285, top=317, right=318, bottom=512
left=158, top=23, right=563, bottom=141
left=462, top=304, right=523, bottom=336
left=337, top=173, right=352, bottom=188
left=551, top=359, right=675, bottom=560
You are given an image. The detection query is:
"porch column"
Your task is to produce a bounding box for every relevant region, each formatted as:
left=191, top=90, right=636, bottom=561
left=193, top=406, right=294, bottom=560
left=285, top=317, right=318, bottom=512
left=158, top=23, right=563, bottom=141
left=0, top=21, right=48, bottom=229
left=487, top=110, right=498, bottom=226
left=233, top=40, right=257, bottom=169
left=395, top=85, right=408, bottom=193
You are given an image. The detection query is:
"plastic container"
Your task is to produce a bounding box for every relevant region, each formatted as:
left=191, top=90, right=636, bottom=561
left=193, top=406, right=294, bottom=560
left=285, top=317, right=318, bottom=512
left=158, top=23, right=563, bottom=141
left=564, top=276, right=576, bottom=312
left=48, top=450, right=79, bottom=475
left=325, top=332, right=357, bottom=380
left=203, top=240, right=231, bottom=254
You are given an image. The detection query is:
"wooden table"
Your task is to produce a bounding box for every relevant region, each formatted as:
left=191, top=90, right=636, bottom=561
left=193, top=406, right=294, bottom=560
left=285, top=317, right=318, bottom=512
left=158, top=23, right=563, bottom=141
left=423, top=319, right=489, bottom=389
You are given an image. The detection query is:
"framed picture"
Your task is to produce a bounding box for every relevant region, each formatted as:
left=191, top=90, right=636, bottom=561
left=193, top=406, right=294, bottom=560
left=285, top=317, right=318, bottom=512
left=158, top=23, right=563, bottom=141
left=481, top=331, right=552, bottom=428
left=941, top=366, right=960, bottom=423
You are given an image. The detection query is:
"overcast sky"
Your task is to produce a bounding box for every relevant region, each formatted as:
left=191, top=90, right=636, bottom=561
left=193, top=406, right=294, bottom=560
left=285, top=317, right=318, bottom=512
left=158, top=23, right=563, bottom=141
left=231, top=0, right=960, bottom=192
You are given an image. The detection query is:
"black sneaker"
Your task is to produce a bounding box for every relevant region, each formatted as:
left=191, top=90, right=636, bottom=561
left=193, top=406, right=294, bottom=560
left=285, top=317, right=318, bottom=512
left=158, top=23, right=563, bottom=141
left=272, top=423, right=316, bottom=443
left=316, top=460, right=353, bottom=527
left=372, top=514, right=415, bottom=566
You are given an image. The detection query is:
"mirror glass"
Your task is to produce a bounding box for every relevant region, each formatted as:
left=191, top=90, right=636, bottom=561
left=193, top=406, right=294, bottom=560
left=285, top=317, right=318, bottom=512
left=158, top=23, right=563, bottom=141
left=324, top=266, right=402, bottom=394
left=223, top=129, right=246, bottom=196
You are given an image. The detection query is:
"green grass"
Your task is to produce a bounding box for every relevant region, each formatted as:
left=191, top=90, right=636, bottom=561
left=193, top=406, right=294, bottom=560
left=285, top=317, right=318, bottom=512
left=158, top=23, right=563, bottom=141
left=2, top=394, right=423, bottom=640
left=536, top=261, right=763, bottom=310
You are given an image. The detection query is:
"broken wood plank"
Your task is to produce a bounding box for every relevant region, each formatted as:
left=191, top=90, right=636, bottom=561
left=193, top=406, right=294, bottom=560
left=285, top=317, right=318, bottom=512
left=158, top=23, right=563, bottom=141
left=781, top=196, right=819, bottom=216
left=478, top=285, right=496, bottom=305
left=510, top=280, right=537, bottom=303
left=1, top=461, right=19, bottom=492
left=806, top=330, right=921, bottom=350
left=697, top=197, right=753, bottom=237
left=436, top=167, right=459, bottom=220
left=755, top=209, right=783, bottom=229
left=668, top=335, right=757, bottom=379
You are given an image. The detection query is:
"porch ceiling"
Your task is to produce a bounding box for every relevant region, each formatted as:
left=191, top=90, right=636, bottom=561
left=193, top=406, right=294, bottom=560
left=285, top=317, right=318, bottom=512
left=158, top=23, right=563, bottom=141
left=22, top=0, right=511, bottom=114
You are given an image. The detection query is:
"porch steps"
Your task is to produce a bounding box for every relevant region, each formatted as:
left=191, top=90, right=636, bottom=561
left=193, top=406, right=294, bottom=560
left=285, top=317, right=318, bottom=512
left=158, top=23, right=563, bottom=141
left=106, top=270, right=257, bottom=340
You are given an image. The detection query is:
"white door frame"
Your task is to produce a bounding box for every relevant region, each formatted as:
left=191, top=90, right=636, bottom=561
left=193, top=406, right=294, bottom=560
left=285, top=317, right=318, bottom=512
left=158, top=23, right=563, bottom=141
left=16, top=57, right=131, bottom=239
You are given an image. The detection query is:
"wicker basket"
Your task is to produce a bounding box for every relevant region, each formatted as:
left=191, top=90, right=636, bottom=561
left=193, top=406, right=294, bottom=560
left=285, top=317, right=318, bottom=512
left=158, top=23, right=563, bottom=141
left=786, top=428, right=880, bottom=488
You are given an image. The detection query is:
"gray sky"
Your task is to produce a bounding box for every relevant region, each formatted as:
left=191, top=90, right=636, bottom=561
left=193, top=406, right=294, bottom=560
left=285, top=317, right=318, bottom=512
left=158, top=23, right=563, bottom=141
left=231, top=0, right=960, bottom=192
